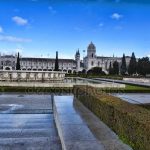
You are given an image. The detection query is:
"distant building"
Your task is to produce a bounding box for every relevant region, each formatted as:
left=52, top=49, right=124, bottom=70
left=0, top=54, right=16, bottom=70
left=83, top=42, right=131, bottom=73
left=0, top=42, right=131, bottom=74
left=0, top=54, right=77, bottom=73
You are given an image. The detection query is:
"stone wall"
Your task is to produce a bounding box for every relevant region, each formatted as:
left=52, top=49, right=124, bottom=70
left=0, top=70, right=65, bottom=81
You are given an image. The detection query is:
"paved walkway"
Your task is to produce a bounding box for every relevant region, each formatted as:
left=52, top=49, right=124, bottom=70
left=0, top=114, right=62, bottom=150
left=112, top=93, right=150, bottom=104
left=54, top=96, right=132, bottom=150
left=0, top=94, right=52, bottom=114
left=0, top=94, right=62, bottom=150
left=94, top=78, right=150, bottom=87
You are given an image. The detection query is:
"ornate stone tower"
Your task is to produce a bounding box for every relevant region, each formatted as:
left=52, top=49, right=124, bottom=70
left=87, top=42, right=96, bottom=70
left=75, top=49, right=80, bottom=72
left=87, top=42, right=96, bottom=58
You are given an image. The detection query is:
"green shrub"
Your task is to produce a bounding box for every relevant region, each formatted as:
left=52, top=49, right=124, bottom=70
left=139, top=104, right=150, bottom=110
left=0, top=86, right=73, bottom=94
left=73, top=85, right=150, bottom=150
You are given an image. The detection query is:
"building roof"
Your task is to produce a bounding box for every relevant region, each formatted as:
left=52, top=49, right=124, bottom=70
left=21, top=57, right=76, bottom=63
left=96, top=56, right=128, bottom=59
left=1, top=55, right=15, bottom=58
left=88, top=42, right=96, bottom=50
left=76, top=49, right=80, bottom=55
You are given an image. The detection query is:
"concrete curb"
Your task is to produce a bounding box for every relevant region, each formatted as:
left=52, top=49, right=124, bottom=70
left=53, top=96, right=105, bottom=150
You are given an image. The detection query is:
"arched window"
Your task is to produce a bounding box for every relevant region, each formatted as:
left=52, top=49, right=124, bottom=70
left=91, top=61, right=94, bottom=66
left=5, top=67, right=11, bottom=70
left=92, top=53, right=94, bottom=58
left=68, top=70, right=72, bottom=74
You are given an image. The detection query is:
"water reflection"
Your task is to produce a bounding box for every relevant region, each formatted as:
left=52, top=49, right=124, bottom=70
left=1, top=104, right=24, bottom=114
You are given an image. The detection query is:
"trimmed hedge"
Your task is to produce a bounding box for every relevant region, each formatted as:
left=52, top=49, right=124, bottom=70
left=73, top=85, right=150, bottom=150
left=100, top=88, right=150, bottom=93
left=139, top=104, right=150, bottom=110
left=0, top=86, right=73, bottom=94
left=66, top=74, right=123, bottom=80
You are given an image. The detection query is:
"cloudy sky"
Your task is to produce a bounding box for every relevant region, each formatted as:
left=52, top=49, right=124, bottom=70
left=0, top=0, right=150, bottom=58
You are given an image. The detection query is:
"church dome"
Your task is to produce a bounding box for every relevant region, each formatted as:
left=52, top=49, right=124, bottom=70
left=88, top=42, right=96, bottom=50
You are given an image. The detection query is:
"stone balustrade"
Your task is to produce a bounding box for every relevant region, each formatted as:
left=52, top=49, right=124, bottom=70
left=0, top=70, right=66, bottom=82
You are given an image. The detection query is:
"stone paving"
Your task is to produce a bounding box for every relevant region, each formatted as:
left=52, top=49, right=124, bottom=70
left=54, top=96, right=132, bottom=150
left=0, top=94, right=62, bottom=150
left=0, top=94, right=52, bottom=114
left=95, top=78, right=150, bottom=87
left=113, top=93, right=150, bottom=104
left=0, top=93, right=136, bottom=150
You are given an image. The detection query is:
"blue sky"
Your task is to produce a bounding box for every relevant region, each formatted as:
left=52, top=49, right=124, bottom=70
left=0, top=0, right=150, bottom=59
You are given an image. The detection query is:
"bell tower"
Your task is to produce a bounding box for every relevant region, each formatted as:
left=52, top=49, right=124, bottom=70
left=87, top=42, right=96, bottom=59
left=87, top=42, right=96, bottom=70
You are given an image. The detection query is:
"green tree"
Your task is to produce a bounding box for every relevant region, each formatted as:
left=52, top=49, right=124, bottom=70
left=128, top=52, right=137, bottom=75
left=137, top=57, right=150, bottom=76
left=120, top=53, right=127, bottom=75
left=54, top=51, right=59, bottom=71
left=113, top=61, right=119, bottom=75
left=87, top=67, right=105, bottom=75
left=82, top=69, right=86, bottom=74
left=109, top=62, right=113, bottom=75
left=16, top=52, right=21, bottom=70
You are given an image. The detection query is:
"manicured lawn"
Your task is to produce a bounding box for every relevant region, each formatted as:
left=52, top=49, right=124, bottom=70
left=125, top=85, right=150, bottom=90
left=101, top=85, right=150, bottom=93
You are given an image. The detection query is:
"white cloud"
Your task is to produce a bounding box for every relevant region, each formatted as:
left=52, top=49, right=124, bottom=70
left=0, top=26, right=3, bottom=33
left=111, top=13, right=123, bottom=20
left=12, top=16, right=28, bottom=26
left=0, top=35, right=32, bottom=43
left=48, top=6, right=57, bottom=14
left=147, top=54, right=150, bottom=58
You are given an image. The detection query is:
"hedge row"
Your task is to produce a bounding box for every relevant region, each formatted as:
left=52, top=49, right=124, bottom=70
left=66, top=74, right=123, bottom=80
left=73, top=85, right=150, bottom=150
left=100, top=88, right=150, bottom=93
left=139, top=104, right=150, bottom=110
left=0, top=86, right=73, bottom=94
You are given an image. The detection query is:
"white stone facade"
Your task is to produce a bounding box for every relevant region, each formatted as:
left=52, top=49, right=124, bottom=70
left=0, top=55, right=77, bottom=73
left=83, top=42, right=131, bottom=73
left=0, top=55, right=16, bottom=70
left=0, top=70, right=65, bottom=81
left=20, top=58, right=77, bottom=73
left=0, top=42, right=131, bottom=73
